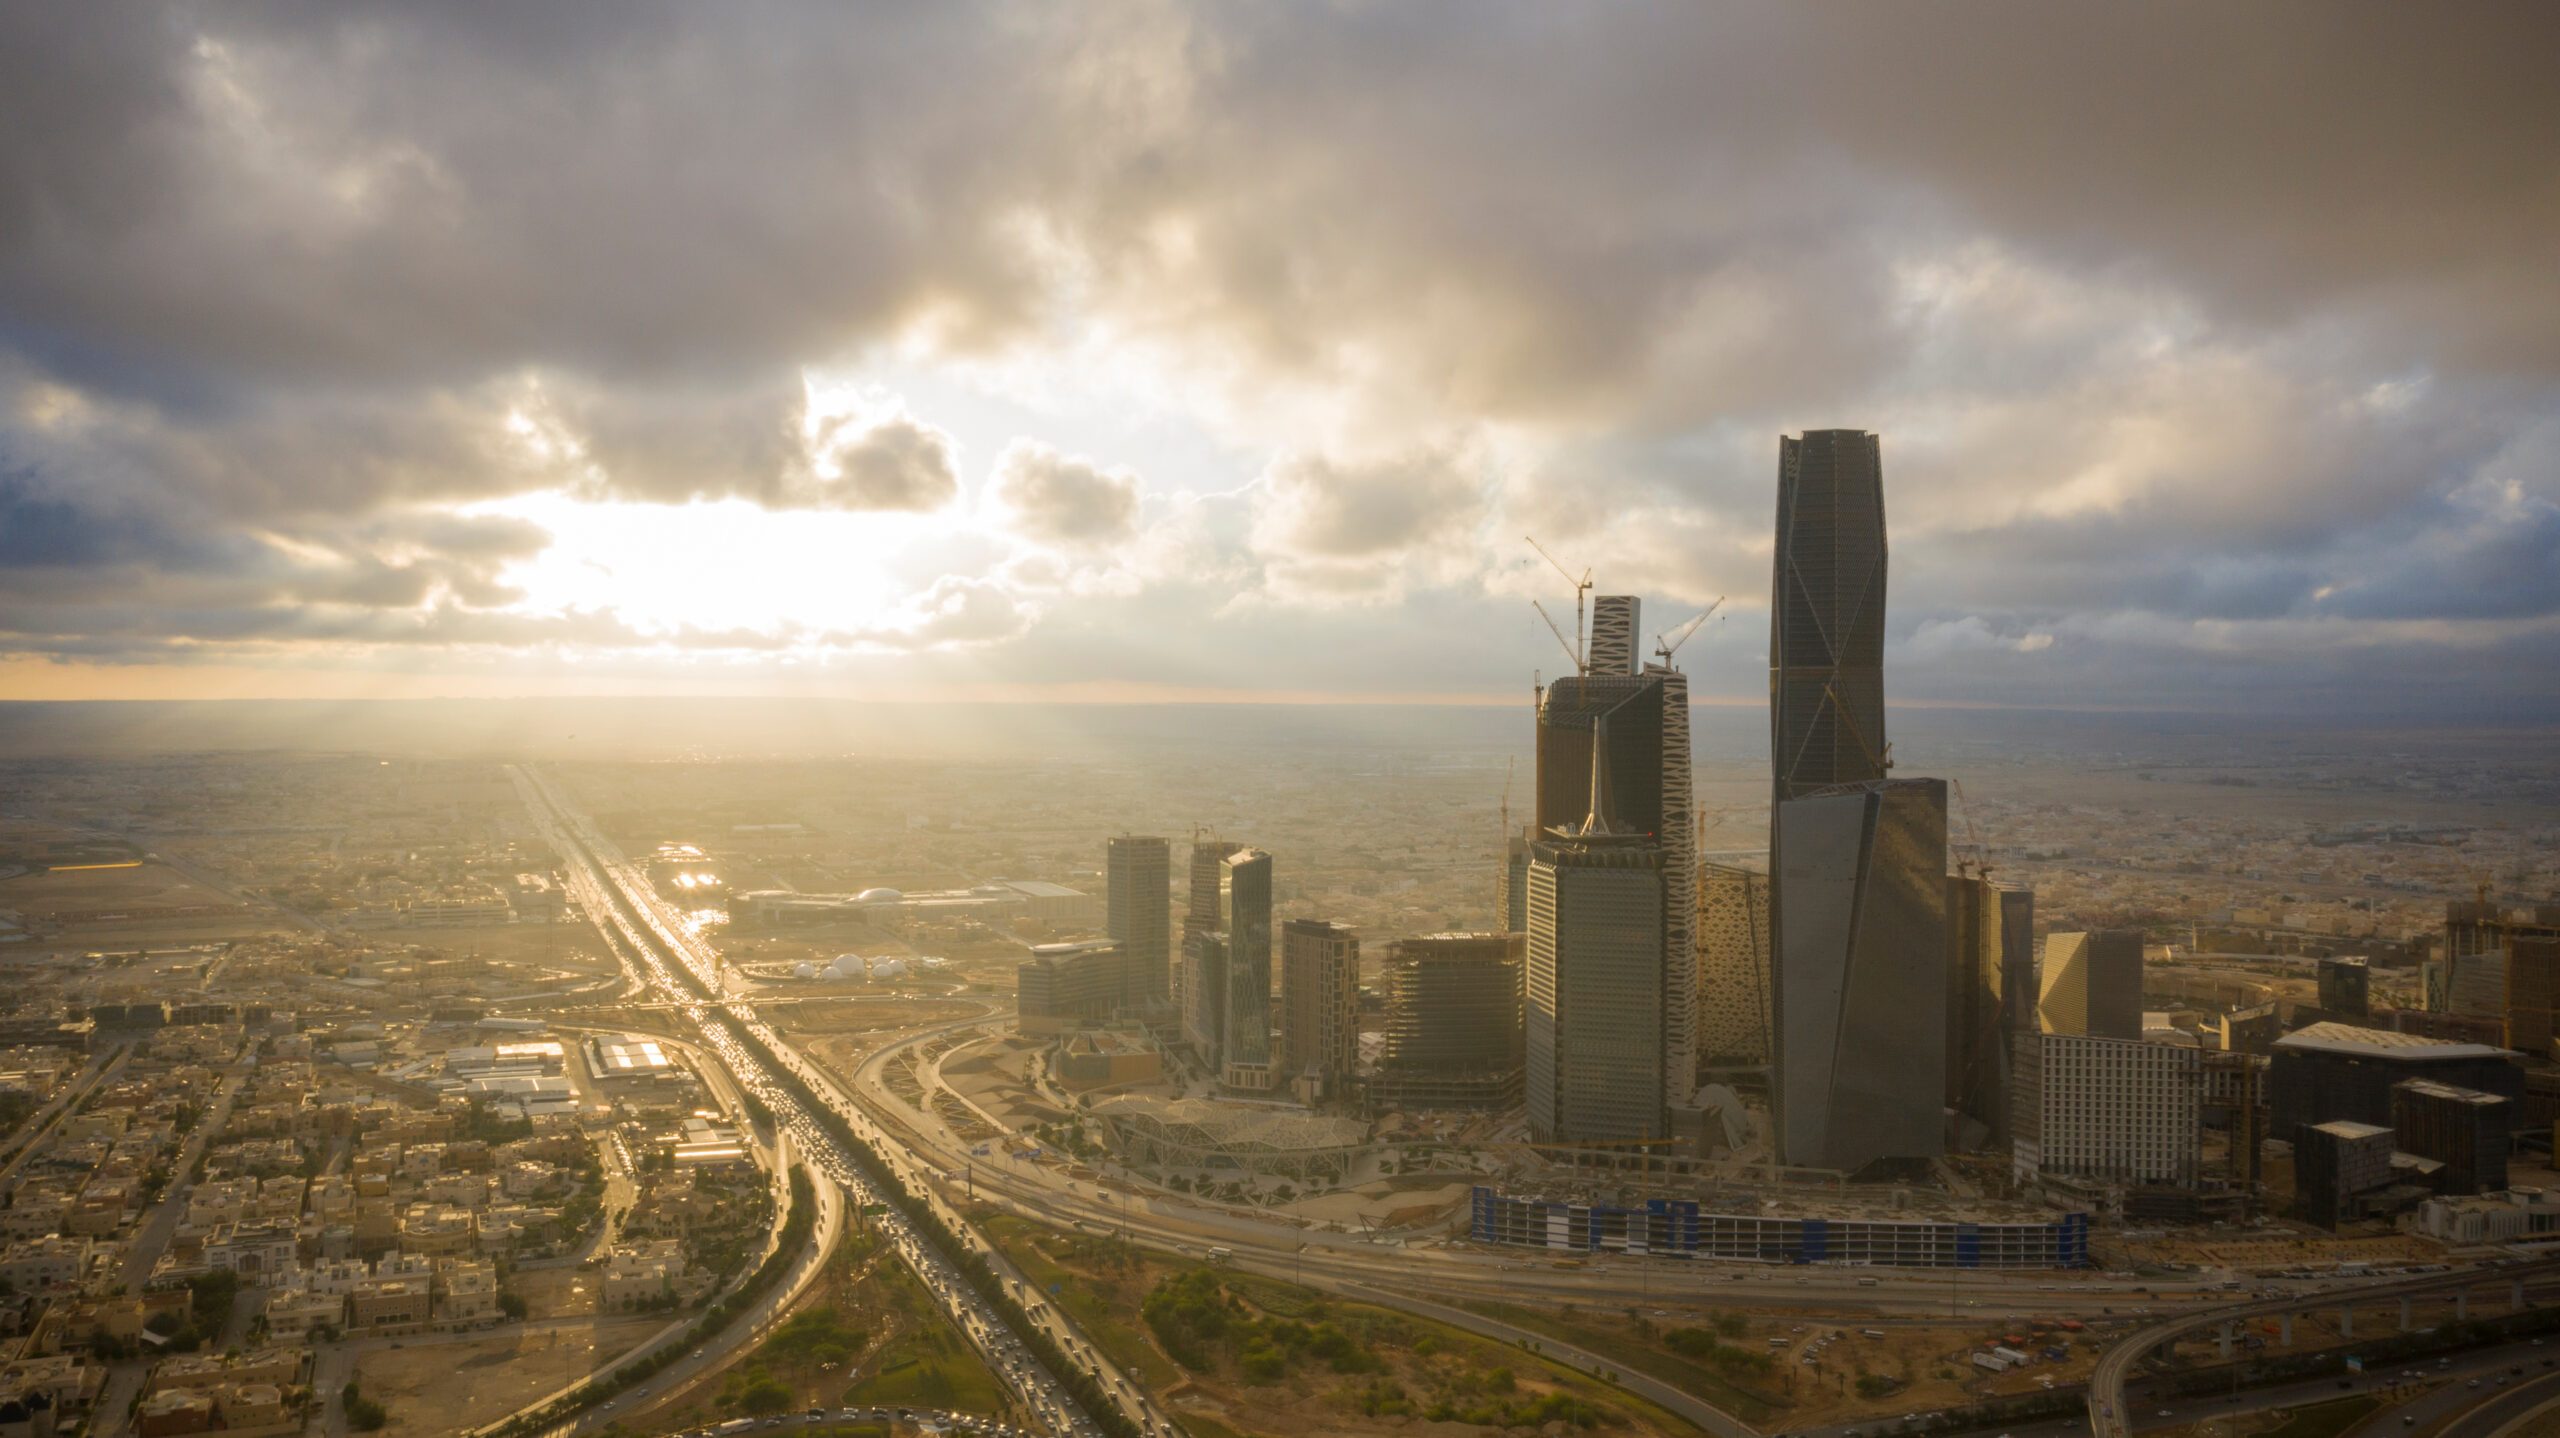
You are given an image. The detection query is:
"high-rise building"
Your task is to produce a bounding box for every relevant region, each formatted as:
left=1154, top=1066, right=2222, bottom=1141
left=2391, top=1078, right=2511, bottom=1196
left=1498, top=827, right=1533, bottom=935
left=1771, top=777, right=1949, bottom=1173
left=1374, top=932, right=1523, bottom=1111
left=1947, top=874, right=2034, bottom=1146
left=2010, top=1033, right=2202, bottom=1189
left=1105, top=835, right=1171, bottom=1009
left=2295, top=1120, right=2395, bottom=1228
left=1280, top=919, right=1360, bottom=1101
left=1525, top=730, right=1669, bottom=1143
left=1769, top=429, right=1888, bottom=809
left=1180, top=930, right=1228, bottom=1067
left=2316, top=954, right=2371, bottom=1020
left=2508, top=933, right=2560, bottom=1055
left=1535, top=666, right=1694, bottom=1107
left=1016, top=939, right=1131, bottom=1035
left=1588, top=594, right=1642, bottom=676
left=1219, top=848, right=1276, bottom=1090
left=1177, top=836, right=1246, bottom=1027
left=1526, top=830, right=1668, bottom=1144
left=2037, top=930, right=2143, bottom=1040
left=1696, top=862, right=1772, bottom=1067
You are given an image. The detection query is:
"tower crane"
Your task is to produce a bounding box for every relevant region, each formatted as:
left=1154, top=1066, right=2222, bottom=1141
left=1652, top=597, right=1726, bottom=667
left=1531, top=601, right=1582, bottom=673
left=1525, top=536, right=1592, bottom=675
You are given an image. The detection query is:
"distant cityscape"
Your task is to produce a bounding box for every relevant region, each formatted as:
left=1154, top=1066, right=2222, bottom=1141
left=0, top=436, right=2555, bottom=1436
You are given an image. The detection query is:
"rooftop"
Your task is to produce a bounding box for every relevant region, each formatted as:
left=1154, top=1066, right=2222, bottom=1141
left=2274, top=1021, right=2513, bottom=1062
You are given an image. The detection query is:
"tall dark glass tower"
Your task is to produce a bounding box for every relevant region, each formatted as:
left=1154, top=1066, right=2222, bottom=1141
left=1770, top=430, right=1889, bottom=806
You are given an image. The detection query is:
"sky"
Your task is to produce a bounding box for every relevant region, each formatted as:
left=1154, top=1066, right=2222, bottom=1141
left=3, top=4, right=2557, bottom=716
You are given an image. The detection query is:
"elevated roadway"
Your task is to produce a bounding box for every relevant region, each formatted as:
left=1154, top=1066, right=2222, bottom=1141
left=2086, top=1256, right=2560, bottom=1436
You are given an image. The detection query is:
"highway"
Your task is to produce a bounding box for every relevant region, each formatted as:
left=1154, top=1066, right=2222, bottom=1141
left=844, top=1015, right=2236, bottom=1322
left=507, top=765, right=1149, bottom=1438
left=2083, top=1257, right=2560, bottom=1437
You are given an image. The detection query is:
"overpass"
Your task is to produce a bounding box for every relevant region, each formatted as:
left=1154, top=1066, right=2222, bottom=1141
left=2086, top=1255, right=2560, bottom=1436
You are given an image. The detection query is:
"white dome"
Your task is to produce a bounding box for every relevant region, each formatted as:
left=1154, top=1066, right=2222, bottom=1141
left=791, top=961, right=817, bottom=980
left=855, top=887, right=904, bottom=903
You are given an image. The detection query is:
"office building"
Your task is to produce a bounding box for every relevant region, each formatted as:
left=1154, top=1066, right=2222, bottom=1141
left=1219, top=848, right=1276, bottom=1090
left=2441, top=901, right=2560, bottom=1024
left=1373, top=933, right=1524, bottom=1111
left=1105, top=836, right=1171, bottom=1008
left=1498, top=827, right=1533, bottom=935
left=1697, top=862, right=1772, bottom=1067
left=2011, top=1033, right=2201, bottom=1189
left=1769, top=429, right=1889, bottom=809
left=2316, top=955, right=2371, bottom=1021
left=2296, top=1120, right=2396, bottom=1229
left=1014, top=940, right=1130, bottom=1036
left=1177, top=834, right=1249, bottom=1013
left=1526, top=744, right=1670, bottom=1144
left=1536, top=664, right=1694, bottom=1108
left=1279, top=919, right=1359, bottom=1101
left=2266, top=1021, right=2522, bottom=1141
left=1179, top=930, right=1229, bottom=1067
left=1771, top=777, right=1949, bottom=1173
left=2508, top=934, right=2560, bottom=1055
left=2037, top=930, right=2143, bottom=1040
left=2391, top=1078, right=2511, bottom=1196
left=1947, top=874, right=2034, bottom=1145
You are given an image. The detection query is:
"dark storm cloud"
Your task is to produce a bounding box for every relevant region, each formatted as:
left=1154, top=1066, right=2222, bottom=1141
left=0, top=2, right=2553, bottom=706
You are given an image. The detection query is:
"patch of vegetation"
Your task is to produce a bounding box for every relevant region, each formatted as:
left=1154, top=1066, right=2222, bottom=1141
left=343, top=1378, right=390, bottom=1432
left=764, top=1305, right=871, bottom=1368
left=2255, top=1397, right=2378, bottom=1438
left=1141, top=1270, right=1384, bottom=1381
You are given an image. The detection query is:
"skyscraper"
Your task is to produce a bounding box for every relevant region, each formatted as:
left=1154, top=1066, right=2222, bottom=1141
left=1280, top=918, right=1359, bottom=1102
left=1525, top=733, right=1669, bottom=1144
left=2037, top=930, right=2143, bottom=1040
left=1588, top=594, right=1641, bottom=676
left=1105, top=835, right=1171, bottom=1008
left=1770, top=429, right=1889, bottom=807
left=1177, top=835, right=1245, bottom=1031
left=1696, top=862, right=1772, bottom=1067
left=1219, top=848, right=1276, bottom=1090
left=1498, top=828, right=1532, bottom=935
left=1535, top=665, right=1695, bottom=1108
left=1180, top=930, right=1228, bottom=1067
left=1373, top=932, right=1524, bottom=1112
left=1946, top=874, right=2034, bottom=1146
left=1771, top=777, right=1949, bottom=1172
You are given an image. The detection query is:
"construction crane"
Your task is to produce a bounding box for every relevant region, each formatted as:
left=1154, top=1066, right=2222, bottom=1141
left=1652, top=597, right=1726, bottom=667
left=1531, top=600, right=1582, bottom=673
left=1526, top=536, right=1592, bottom=674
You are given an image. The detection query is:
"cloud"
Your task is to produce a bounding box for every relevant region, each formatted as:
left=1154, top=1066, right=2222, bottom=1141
left=986, top=440, right=1140, bottom=546
left=807, top=411, right=959, bottom=512
left=0, top=5, right=2555, bottom=709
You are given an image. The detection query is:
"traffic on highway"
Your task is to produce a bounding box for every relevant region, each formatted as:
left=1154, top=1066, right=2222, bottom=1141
left=510, top=765, right=1157, bottom=1438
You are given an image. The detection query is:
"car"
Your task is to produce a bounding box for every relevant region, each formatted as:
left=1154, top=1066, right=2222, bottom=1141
left=2469, top=1379, right=2482, bottom=1388
left=2158, top=1411, right=2172, bottom=1419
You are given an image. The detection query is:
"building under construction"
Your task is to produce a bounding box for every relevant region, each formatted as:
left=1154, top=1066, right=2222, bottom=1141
left=1369, top=932, right=1523, bottom=1112
left=1468, top=1186, right=2091, bottom=1268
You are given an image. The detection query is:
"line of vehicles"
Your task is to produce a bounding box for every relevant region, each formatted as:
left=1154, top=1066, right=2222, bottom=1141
left=513, top=767, right=1126, bottom=1438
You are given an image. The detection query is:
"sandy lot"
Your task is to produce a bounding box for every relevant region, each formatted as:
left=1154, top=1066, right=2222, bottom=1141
left=355, top=1318, right=661, bottom=1437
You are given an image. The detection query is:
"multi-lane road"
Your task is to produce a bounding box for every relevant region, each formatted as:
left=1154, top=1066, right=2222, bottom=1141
left=509, top=765, right=1162, bottom=1438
